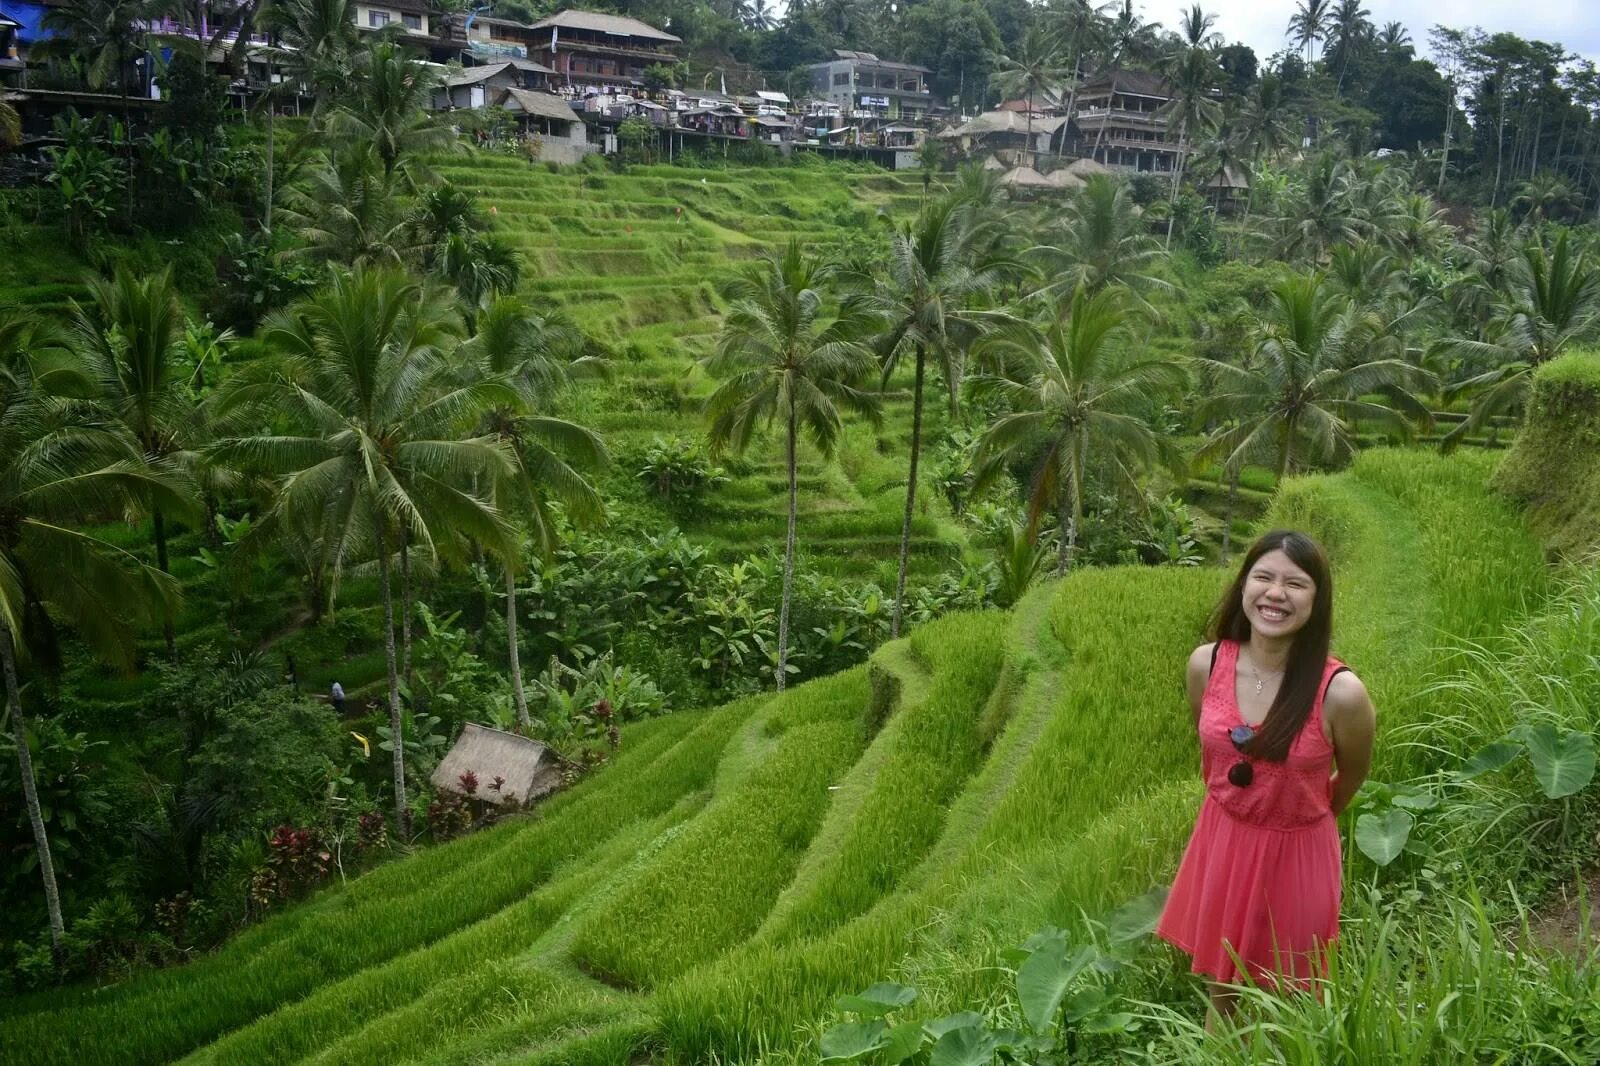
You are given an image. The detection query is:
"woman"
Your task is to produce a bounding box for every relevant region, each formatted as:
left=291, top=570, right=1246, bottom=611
left=1156, top=529, right=1377, bottom=1024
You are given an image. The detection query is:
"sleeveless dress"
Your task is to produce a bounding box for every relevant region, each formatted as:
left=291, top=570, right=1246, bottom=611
left=1156, top=639, right=1345, bottom=987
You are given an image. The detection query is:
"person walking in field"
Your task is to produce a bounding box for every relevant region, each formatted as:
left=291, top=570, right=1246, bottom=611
left=330, top=680, right=345, bottom=716
left=1156, top=529, right=1377, bottom=1027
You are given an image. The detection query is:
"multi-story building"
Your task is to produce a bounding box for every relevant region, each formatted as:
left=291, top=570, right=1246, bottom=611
left=1062, top=68, right=1189, bottom=175
left=517, top=10, right=680, bottom=94
left=352, top=0, right=432, bottom=38
left=808, top=50, right=934, bottom=123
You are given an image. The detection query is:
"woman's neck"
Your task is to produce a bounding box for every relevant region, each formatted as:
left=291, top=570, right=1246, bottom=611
left=1245, top=632, right=1292, bottom=672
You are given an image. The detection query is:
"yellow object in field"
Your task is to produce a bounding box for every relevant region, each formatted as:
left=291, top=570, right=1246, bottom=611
left=350, top=731, right=371, bottom=758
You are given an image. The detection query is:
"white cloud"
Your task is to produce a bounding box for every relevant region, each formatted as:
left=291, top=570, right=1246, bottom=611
left=1129, top=0, right=1600, bottom=67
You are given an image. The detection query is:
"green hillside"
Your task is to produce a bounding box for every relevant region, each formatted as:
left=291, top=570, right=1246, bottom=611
left=3, top=445, right=1569, bottom=1064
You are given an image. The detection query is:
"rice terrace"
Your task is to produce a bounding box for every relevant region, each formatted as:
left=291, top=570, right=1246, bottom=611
left=3, top=0, right=1600, bottom=1062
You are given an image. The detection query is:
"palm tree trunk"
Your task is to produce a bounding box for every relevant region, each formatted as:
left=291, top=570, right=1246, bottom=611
left=3, top=625, right=64, bottom=962
left=1220, top=464, right=1239, bottom=566
left=399, top=533, right=413, bottom=688
left=1165, top=131, right=1188, bottom=250
left=154, top=508, right=175, bottom=656
left=1056, top=483, right=1072, bottom=573
left=374, top=525, right=408, bottom=837
left=891, top=344, right=927, bottom=639
left=505, top=566, right=529, bottom=733
left=1278, top=420, right=1295, bottom=480
left=264, top=103, right=275, bottom=234
left=776, top=399, right=798, bottom=691
left=1438, top=89, right=1453, bottom=196
left=1064, top=436, right=1084, bottom=572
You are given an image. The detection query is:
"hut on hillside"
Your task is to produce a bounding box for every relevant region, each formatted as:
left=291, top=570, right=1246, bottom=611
left=431, top=722, right=563, bottom=806
left=1203, top=163, right=1251, bottom=212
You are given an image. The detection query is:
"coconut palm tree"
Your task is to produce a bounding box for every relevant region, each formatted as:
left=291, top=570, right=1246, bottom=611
left=1274, top=153, right=1365, bottom=263
left=1159, top=9, right=1224, bottom=248
left=212, top=267, right=518, bottom=833
left=324, top=41, right=456, bottom=183
left=1513, top=172, right=1579, bottom=224
left=67, top=267, right=202, bottom=655
left=1325, top=0, right=1372, bottom=91
left=260, top=0, right=361, bottom=114
left=1034, top=174, right=1171, bottom=309
left=41, top=0, right=161, bottom=100
left=1286, top=0, right=1331, bottom=65
left=991, top=25, right=1071, bottom=165
left=706, top=242, right=880, bottom=687
left=456, top=297, right=607, bottom=728
left=972, top=286, right=1187, bottom=571
left=1194, top=272, right=1431, bottom=478
left=1441, top=230, right=1600, bottom=448
left=280, top=144, right=411, bottom=267
left=0, top=309, right=182, bottom=957
left=867, top=200, right=1001, bottom=637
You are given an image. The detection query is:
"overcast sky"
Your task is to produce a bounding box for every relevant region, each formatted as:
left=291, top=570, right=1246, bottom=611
left=1166, top=0, right=1600, bottom=67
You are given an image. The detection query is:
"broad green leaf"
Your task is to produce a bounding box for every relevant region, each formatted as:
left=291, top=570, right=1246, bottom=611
left=1456, top=739, right=1522, bottom=780
left=819, top=1020, right=889, bottom=1061
left=1106, top=887, right=1169, bottom=943
left=1391, top=791, right=1439, bottom=811
left=1515, top=724, right=1596, bottom=799
left=924, top=1012, right=987, bottom=1038
left=928, top=1025, right=998, bottom=1066
left=1081, top=1011, right=1135, bottom=1034
left=835, top=982, right=918, bottom=1018
left=1062, top=986, right=1109, bottom=1022
left=880, top=1020, right=929, bottom=1065
left=1355, top=808, right=1413, bottom=866
left=1017, top=933, right=1097, bottom=1033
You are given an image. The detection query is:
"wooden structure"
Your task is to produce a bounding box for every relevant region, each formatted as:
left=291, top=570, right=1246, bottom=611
left=431, top=722, right=563, bottom=806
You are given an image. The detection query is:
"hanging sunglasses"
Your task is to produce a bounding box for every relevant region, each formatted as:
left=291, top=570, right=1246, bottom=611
left=1228, top=724, right=1255, bottom=787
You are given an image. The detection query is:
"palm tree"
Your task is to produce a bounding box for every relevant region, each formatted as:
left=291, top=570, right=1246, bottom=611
left=1159, top=10, right=1224, bottom=248
left=213, top=267, right=518, bottom=834
left=1375, top=21, right=1411, bottom=56
left=972, top=286, right=1187, bottom=571
left=1274, top=154, right=1365, bottom=263
left=457, top=297, right=607, bottom=728
left=991, top=25, right=1070, bottom=165
left=280, top=144, right=411, bottom=267
left=68, top=267, right=201, bottom=655
left=1194, top=272, right=1431, bottom=478
left=1286, top=0, right=1331, bottom=65
left=706, top=242, right=880, bottom=687
left=1513, top=173, right=1579, bottom=224
left=324, top=41, right=456, bottom=183
left=1325, top=0, right=1371, bottom=91
left=868, top=200, right=1001, bottom=637
left=0, top=309, right=181, bottom=957
left=260, top=0, right=361, bottom=114
left=1045, top=0, right=1112, bottom=152
left=1034, top=174, right=1171, bottom=309
left=0, top=100, right=19, bottom=148
left=1442, top=231, right=1600, bottom=447
left=1089, top=0, right=1163, bottom=159
left=41, top=0, right=160, bottom=99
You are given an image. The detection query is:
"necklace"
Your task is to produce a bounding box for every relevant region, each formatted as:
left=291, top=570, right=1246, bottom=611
left=1243, top=649, right=1284, bottom=696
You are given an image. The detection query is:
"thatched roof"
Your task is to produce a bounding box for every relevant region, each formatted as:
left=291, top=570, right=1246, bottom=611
left=431, top=722, right=563, bottom=805
left=950, top=110, right=1069, bottom=138
left=498, top=88, right=581, bottom=123
left=528, top=9, right=680, bottom=44
left=1062, top=156, right=1112, bottom=177
left=1000, top=165, right=1054, bottom=188
left=1045, top=168, right=1085, bottom=189
left=1203, top=162, right=1251, bottom=190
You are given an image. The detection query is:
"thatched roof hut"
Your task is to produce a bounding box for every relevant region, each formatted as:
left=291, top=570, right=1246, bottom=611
left=431, top=722, right=563, bottom=806
left=1000, top=165, right=1055, bottom=189
left=1045, top=167, right=1085, bottom=189
left=1062, top=156, right=1112, bottom=178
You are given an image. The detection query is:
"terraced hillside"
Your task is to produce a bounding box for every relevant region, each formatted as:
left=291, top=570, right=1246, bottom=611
left=1, top=446, right=1557, bottom=1065
left=437, top=157, right=970, bottom=583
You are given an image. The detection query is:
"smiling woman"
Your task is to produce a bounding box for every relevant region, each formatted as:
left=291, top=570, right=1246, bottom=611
left=1155, top=529, right=1377, bottom=1029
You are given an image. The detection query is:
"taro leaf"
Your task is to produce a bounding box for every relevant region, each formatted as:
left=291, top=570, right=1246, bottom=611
left=1017, top=932, right=1098, bottom=1033
left=1082, top=1011, right=1136, bottom=1034
left=1106, top=887, right=1169, bottom=944
left=924, top=1012, right=987, bottom=1038
left=880, top=1020, right=929, bottom=1065
left=819, top=1020, right=889, bottom=1061
left=928, top=1025, right=999, bottom=1066
left=1391, top=791, right=1439, bottom=811
left=1456, top=739, right=1522, bottom=781
left=991, top=1029, right=1057, bottom=1055
left=835, top=983, right=919, bottom=1018
left=1020, top=925, right=1067, bottom=952
left=1515, top=724, right=1597, bottom=799
left=1355, top=808, right=1414, bottom=866
left=1062, top=986, right=1109, bottom=1022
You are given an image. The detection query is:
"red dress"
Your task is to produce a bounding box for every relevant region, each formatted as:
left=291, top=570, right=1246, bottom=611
left=1156, top=639, right=1344, bottom=987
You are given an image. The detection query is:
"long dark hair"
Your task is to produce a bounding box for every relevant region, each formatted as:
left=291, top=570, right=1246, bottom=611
left=1207, top=530, right=1334, bottom=762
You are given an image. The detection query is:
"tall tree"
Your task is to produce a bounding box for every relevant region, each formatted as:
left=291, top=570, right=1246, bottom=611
left=1159, top=8, right=1224, bottom=248
left=1034, top=174, right=1171, bottom=309
left=972, top=286, right=1186, bottom=571
left=214, top=268, right=517, bottom=834
left=324, top=41, right=456, bottom=183
left=868, top=199, right=1000, bottom=637
left=0, top=309, right=182, bottom=957
left=1286, top=0, right=1331, bottom=65
left=990, top=25, right=1070, bottom=164
left=706, top=242, right=880, bottom=687
left=1325, top=0, right=1372, bottom=91
left=68, top=268, right=201, bottom=655
left=1194, top=273, right=1430, bottom=476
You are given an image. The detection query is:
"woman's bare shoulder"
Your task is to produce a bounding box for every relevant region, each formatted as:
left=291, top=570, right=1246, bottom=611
left=1326, top=669, right=1375, bottom=720
left=1187, top=642, right=1218, bottom=677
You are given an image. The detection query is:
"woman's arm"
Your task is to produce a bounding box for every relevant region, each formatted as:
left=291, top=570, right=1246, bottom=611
left=1326, top=671, right=1377, bottom=816
left=1185, top=643, right=1215, bottom=729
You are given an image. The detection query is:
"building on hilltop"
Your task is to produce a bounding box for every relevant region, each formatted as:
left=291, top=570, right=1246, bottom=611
left=808, top=50, right=935, bottom=124
left=522, top=9, right=680, bottom=95
left=1060, top=68, right=1190, bottom=176
left=432, top=58, right=553, bottom=110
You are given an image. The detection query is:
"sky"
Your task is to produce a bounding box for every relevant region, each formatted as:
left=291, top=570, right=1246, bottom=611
left=1168, top=0, right=1600, bottom=68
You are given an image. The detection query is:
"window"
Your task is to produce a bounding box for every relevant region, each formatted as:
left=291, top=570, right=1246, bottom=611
left=833, top=72, right=849, bottom=86
left=367, top=9, right=390, bottom=26
left=402, top=12, right=421, bottom=29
